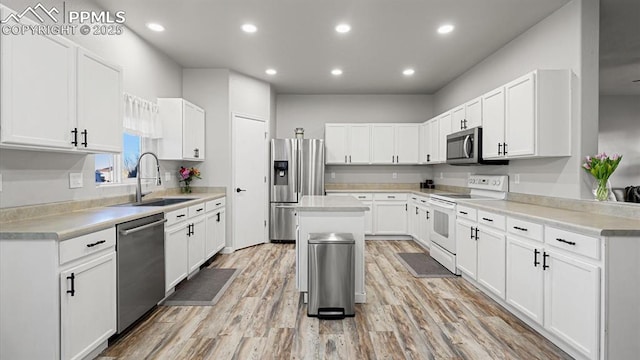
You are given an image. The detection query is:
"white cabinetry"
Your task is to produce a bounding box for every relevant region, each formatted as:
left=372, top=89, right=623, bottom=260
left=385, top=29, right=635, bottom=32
left=371, top=124, right=419, bottom=164
left=452, top=97, right=482, bottom=132
left=373, top=193, right=408, bottom=234
left=158, top=98, right=206, bottom=161
left=0, top=227, right=116, bottom=360
left=324, top=124, right=371, bottom=164
left=421, top=118, right=439, bottom=163
left=187, top=204, right=207, bottom=274
left=476, top=225, right=506, bottom=298
left=205, top=199, right=226, bottom=258
left=165, top=212, right=190, bottom=292
left=436, top=112, right=452, bottom=163
left=0, top=13, right=123, bottom=153
left=456, top=218, right=478, bottom=279
left=483, top=70, right=571, bottom=159
left=506, top=236, right=544, bottom=324
left=371, top=124, right=395, bottom=163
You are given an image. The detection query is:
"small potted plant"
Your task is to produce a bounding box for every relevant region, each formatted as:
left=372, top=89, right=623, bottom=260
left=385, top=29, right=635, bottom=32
left=582, top=153, right=622, bottom=201
left=178, top=166, right=201, bottom=193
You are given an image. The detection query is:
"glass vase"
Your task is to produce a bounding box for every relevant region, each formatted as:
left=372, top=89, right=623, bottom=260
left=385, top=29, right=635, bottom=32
left=592, top=179, right=611, bottom=201
left=181, top=181, right=192, bottom=194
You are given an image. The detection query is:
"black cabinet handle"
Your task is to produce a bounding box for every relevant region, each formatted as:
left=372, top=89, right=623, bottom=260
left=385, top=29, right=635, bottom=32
left=86, top=240, right=106, bottom=248
left=71, top=128, right=78, bottom=146
left=427, top=154, right=430, bottom=162
left=503, top=142, right=508, bottom=155
left=358, top=196, right=366, bottom=199
left=543, top=252, right=550, bottom=270
left=513, top=226, right=528, bottom=232
left=177, top=214, right=186, bottom=218
left=460, top=119, right=464, bottom=129
left=81, top=129, right=88, bottom=147
left=459, top=211, right=468, bottom=215
left=482, top=217, right=494, bottom=222
left=474, top=227, right=479, bottom=239
left=216, top=212, right=220, bottom=222
left=463, top=119, right=468, bottom=129
left=187, top=224, right=193, bottom=236
left=388, top=196, right=396, bottom=199
left=67, top=273, right=75, bottom=296
left=215, top=202, right=221, bottom=206
left=349, top=155, right=351, bottom=163
left=555, top=238, right=576, bottom=246
left=470, top=226, right=475, bottom=240
left=415, top=207, right=418, bottom=215
left=534, top=249, right=540, bottom=267
left=498, top=143, right=502, bottom=155
left=405, top=204, right=407, bottom=211
left=236, top=188, right=246, bottom=193
left=426, top=211, right=430, bottom=220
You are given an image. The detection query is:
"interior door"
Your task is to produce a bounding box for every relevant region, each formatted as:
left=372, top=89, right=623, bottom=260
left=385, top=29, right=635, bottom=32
left=233, top=115, right=267, bottom=250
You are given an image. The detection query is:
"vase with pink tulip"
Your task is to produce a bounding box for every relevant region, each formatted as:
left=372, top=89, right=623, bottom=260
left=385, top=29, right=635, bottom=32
left=582, top=153, right=622, bottom=201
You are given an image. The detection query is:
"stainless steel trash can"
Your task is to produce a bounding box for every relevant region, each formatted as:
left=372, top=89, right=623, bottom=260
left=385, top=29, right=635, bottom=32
left=307, top=233, right=355, bottom=319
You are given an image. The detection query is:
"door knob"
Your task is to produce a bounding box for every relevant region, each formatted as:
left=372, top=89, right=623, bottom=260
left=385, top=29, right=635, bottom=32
left=236, top=188, right=246, bottom=193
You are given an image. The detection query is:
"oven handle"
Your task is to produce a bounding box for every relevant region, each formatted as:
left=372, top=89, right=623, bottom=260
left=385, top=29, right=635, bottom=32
left=428, top=199, right=456, bottom=210
left=463, top=135, right=472, bottom=158
left=119, top=219, right=167, bottom=236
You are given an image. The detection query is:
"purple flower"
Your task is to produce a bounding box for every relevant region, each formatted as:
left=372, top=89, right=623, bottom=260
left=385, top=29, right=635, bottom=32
left=611, top=153, right=620, bottom=161
left=583, top=163, right=591, bottom=170
left=586, top=156, right=592, bottom=162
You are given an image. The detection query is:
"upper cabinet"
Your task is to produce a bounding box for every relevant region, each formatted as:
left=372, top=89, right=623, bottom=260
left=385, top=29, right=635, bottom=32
left=483, top=70, right=571, bottom=159
left=0, top=18, right=123, bottom=153
left=420, top=118, right=439, bottom=164
left=436, top=112, right=453, bottom=163
left=325, top=124, right=370, bottom=164
left=452, top=96, right=483, bottom=132
left=371, top=124, right=419, bottom=164
left=158, top=98, right=206, bottom=161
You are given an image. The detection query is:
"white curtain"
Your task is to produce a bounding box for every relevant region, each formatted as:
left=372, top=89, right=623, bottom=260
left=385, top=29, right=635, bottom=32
left=123, top=93, right=162, bottom=138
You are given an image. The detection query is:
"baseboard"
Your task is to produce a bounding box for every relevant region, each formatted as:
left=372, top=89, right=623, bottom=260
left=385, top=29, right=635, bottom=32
left=221, top=246, right=234, bottom=254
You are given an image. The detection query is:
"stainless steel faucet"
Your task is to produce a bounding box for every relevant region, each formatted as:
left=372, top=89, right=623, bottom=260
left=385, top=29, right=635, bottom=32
left=135, top=152, right=162, bottom=203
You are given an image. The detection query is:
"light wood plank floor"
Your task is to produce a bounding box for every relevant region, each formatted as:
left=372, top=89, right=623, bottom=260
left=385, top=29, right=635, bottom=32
left=98, top=241, right=571, bottom=359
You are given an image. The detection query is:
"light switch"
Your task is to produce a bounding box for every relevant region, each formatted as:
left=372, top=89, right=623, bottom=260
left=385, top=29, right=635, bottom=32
left=331, top=172, right=335, bottom=179
left=69, top=173, right=83, bottom=189
left=514, top=174, right=521, bottom=184
left=165, top=172, right=172, bottom=181
left=392, top=172, right=397, bottom=179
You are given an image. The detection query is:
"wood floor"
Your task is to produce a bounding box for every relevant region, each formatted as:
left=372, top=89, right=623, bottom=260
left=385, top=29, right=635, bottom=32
left=98, top=241, right=571, bottom=360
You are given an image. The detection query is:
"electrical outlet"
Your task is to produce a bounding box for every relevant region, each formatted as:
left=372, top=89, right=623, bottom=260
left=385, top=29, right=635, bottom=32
left=165, top=172, right=172, bottom=181
left=440, top=172, right=444, bottom=179
left=392, top=172, right=397, bottom=179
left=69, top=173, right=83, bottom=189
left=331, top=172, right=336, bottom=179
left=514, top=174, right=521, bottom=184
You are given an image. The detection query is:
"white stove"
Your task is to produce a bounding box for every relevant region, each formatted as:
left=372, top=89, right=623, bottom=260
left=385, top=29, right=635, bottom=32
left=428, top=175, right=508, bottom=274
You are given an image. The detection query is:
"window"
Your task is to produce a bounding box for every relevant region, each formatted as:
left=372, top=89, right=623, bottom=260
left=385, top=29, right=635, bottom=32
left=122, top=133, right=141, bottom=179
left=95, top=132, right=141, bottom=184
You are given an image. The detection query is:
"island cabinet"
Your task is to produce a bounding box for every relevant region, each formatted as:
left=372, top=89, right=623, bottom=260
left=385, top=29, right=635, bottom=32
left=0, top=228, right=117, bottom=360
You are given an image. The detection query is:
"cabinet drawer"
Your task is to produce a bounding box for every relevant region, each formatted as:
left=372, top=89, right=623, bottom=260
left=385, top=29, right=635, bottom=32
left=545, top=226, right=600, bottom=260
left=205, top=197, right=226, bottom=212
left=350, top=193, right=373, bottom=201
left=418, top=197, right=429, bottom=206
left=457, top=205, right=477, bottom=222
left=507, top=217, right=543, bottom=242
left=477, top=210, right=506, bottom=231
left=373, top=193, right=408, bottom=201
left=59, top=228, right=116, bottom=265
left=188, top=203, right=206, bottom=218
left=166, top=207, right=188, bottom=226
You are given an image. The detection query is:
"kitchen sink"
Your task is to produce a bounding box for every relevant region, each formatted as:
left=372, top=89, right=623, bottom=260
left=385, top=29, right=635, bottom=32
left=113, top=198, right=196, bottom=207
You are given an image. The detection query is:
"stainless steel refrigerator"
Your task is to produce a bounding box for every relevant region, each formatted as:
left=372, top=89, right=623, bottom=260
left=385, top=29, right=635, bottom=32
left=270, top=138, right=324, bottom=241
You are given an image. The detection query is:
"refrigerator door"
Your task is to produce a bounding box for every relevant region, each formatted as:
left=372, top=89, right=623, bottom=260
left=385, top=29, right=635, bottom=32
left=299, top=139, right=325, bottom=196
left=270, top=139, right=298, bottom=202
left=270, top=203, right=297, bottom=241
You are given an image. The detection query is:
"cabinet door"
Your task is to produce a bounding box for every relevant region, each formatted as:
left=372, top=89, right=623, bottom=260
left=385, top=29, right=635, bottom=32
left=505, top=73, right=535, bottom=157
left=465, top=97, right=483, bottom=129
left=362, top=201, right=373, bottom=235
left=437, top=113, right=452, bottom=163
left=373, top=202, right=407, bottom=234
left=325, top=124, right=348, bottom=164
left=419, top=123, right=428, bottom=163
left=426, top=119, right=439, bottom=163
left=188, top=216, right=206, bottom=273
left=348, top=124, right=371, bottom=164
left=476, top=227, right=506, bottom=299
left=451, top=106, right=466, bottom=131
left=1, top=29, right=76, bottom=149
left=76, top=49, right=122, bottom=153
left=482, top=87, right=506, bottom=159
left=60, top=252, right=116, bottom=360
left=182, top=101, right=206, bottom=160
left=506, top=236, right=543, bottom=325
left=165, top=223, right=189, bottom=291
left=544, top=250, right=600, bottom=360
left=205, top=212, right=217, bottom=259
left=371, top=124, right=395, bottom=164
left=214, top=209, right=226, bottom=253
left=395, top=124, right=420, bottom=164
left=456, top=220, right=477, bottom=279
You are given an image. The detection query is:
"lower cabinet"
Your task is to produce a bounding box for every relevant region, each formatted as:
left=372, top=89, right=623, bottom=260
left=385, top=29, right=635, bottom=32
left=505, top=236, right=544, bottom=325
left=187, top=215, right=206, bottom=273
left=416, top=205, right=431, bottom=248
left=60, top=252, right=116, bottom=360
left=206, top=207, right=226, bottom=258
left=165, top=222, right=189, bottom=292
left=374, top=201, right=407, bottom=234
left=476, top=226, right=506, bottom=299
left=456, top=218, right=477, bottom=279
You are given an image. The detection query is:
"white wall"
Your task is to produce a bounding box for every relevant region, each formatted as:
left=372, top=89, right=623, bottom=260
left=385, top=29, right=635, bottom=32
left=0, top=0, right=183, bottom=208
left=431, top=0, right=599, bottom=199
left=276, top=94, right=434, bottom=184
left=599, top=95, right=640, bottom=188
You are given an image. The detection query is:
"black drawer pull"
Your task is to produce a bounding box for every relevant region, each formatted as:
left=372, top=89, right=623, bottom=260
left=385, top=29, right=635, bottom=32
left=459, top=211, right=468, bottom=215
left=555, top=238, right=576, bottom=246
left=358, top=196, right=366, bottom=199
left=513, top=226, right=528, bottom=232
left=420, top=200, right=426, bottom=203
left=196, top=208, right=204, bottom=212
left=482, top=217, right=493, bottom=222
left=387, top=196, right=396, bottom=199
left=216, top=202, right=221, bottom=206
left=86, top=240, right=106, bottom=248
left=67, top=273, right=75, bottom=296
left=177, top=214, right=186, bottom=218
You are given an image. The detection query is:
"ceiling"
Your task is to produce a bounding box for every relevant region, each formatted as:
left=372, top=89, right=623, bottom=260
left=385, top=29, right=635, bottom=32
left=92, top=0, right=572, bottom=94
left=599, top=0, right=640, bottom=95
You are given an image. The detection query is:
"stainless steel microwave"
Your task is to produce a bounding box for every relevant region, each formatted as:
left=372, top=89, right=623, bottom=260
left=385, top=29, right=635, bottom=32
left=446, top=127, right=508, bottom=166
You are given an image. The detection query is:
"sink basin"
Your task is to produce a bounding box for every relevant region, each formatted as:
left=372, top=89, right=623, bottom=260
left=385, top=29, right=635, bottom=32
left=113, top=198, right=196, bottom=207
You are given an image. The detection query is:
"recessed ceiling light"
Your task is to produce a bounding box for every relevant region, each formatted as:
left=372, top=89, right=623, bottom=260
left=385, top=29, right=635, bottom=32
left=403, top=68, right=415, bottom=76
left=265, top=68, right=277, bottom=75
left=331, top=69, right=343, bottom=76
left=335, top=23, right=351, bottom=33
left=241, top=23, right=257, bottom=33
left=437, top=24, right=455, bottom=34
left=146, top=23, right=165, bottom=32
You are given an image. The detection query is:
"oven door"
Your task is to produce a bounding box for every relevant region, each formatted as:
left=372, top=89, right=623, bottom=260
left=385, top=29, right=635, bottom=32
left=428, top=198, right=457, bottom=254
left=446, top=127, right=478, bottom=165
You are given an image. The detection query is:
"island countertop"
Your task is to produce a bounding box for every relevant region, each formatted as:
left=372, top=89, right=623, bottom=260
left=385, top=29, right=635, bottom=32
left=297, top=195, right=370, bottom=212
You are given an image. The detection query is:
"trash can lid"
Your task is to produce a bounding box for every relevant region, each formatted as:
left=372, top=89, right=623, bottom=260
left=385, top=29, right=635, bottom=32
left=308, top=232, right=355, bottom=244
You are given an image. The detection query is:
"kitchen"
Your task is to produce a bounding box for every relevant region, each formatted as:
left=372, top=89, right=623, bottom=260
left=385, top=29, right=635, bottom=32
left=1, top=0, right=639, bottom=359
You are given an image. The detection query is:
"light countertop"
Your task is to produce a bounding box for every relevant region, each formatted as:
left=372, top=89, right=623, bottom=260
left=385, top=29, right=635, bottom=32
left=0, top=193, right=225, bottom=241
left=297, top=195, right=370, bottom=212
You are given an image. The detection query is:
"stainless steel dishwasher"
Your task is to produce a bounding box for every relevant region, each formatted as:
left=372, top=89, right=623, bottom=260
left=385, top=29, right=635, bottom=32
left=116, top=213, right=166, bottom=333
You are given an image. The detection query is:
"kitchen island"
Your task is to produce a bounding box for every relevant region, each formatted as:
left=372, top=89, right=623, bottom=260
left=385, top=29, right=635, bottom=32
left=295, top=195, right=369, bottom=303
